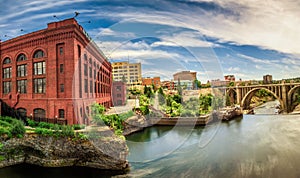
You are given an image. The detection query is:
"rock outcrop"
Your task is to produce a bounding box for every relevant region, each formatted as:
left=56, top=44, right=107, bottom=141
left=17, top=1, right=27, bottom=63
left=0, top=133, right=129, bottom=171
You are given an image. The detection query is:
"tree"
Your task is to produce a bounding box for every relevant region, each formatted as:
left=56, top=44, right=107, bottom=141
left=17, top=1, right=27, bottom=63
left=121, top=75, right=127, bottom=83
left=157, top=87, right=165, bottom=105
left=194, top=79, right=201, bottom=89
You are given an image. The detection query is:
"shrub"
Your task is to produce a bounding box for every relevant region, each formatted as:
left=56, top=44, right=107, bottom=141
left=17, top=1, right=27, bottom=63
left=72, top=124, right=85, bottom=130
left=35, top=128, right=53, bottom=136
left=11, top=120, right=25, bottom=137
left=27, top=119, right=38, bottom=127
left=61, top=125, right=75, bottom=137
left=0, top=126, right=12, bottom=138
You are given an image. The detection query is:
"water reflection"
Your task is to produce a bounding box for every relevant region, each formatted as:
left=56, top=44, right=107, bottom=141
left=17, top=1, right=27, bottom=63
left=126, top=115, right=300, bottom=177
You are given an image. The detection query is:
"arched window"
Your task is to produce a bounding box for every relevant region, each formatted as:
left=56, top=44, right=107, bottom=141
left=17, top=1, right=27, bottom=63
left=17, top=108, right=27, bottom=117
left=33, top=108, right=45, bottom=119
left=84, top=54, right=87, bottom=61
left=17, top=53, right=27, bottom=62
left=33, top=50, right=45, bottom=58
left=3, top=57, right=11, bottom=64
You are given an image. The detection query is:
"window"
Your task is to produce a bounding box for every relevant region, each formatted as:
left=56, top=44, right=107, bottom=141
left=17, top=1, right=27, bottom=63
left=3, top=67, right=11, bottom=79
left=84, top=79, right=88, bottom=93
left=116, top=86, right=121, bottom=91
left=17, top=53, right=27, bottom=61
left=3, top=81, right=11, bottom=94
left=89, top=58, right=92, bottom=64
left=84, top=54, right=87, bottom=61
left=33, top=108, right=45, bottom=119
left=17, top=108, right=27, bottom=117
left=34, top=61, right=46, bottom=75
left=117, top=94, right=121, bottom=98
left=33, top=50, right=44, bottom=58
left=60, top=64, right=64, bottom=73
left=60, top=84, right=64, bottom=92
left=89, top=67, right=92, bottom=78
left=17, top=64, right=27, bottom=77
left=34, top=78, right=46, bottom=93
left=90, top=80, right=93, bottom=93
left=94, top=70, right=96, bottom=79
left=77, top=45, right=81, bottom=58
left=58, top=109, right=65, bottom=118
left=17, top=80, right=27, bottom=93
left=59, top=47, right=63, bottom=55
left=84, top=64, right=88, bottom=76
left=3, top=57, right=11, bottom=64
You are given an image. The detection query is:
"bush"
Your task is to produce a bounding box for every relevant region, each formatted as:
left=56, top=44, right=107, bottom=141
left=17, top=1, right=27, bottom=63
left=27, top=119, right=38, bottom=127
left=10, top=120, right=25, bottom=137
left=61, top=125, right=75, bottom=137
left=0, top=126, right=12, bottom=137
left=72, top=124, right=85, bottom=130
left=35, top=128, right=53, bottom=136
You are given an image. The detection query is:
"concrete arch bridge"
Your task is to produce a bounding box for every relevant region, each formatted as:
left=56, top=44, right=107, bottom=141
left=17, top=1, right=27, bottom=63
left=226, top=83, right=300, bottom=113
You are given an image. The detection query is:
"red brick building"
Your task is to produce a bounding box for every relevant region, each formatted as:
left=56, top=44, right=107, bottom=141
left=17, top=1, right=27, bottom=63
left=112, top=81, right=126, bottom=106
left=0, top=18, right=112, bottom=125
left=142, top=77, right=161, bottom=89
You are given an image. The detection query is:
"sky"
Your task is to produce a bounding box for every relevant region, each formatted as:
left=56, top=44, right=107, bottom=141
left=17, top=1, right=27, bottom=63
left=0, top=0, right=300, bottom=83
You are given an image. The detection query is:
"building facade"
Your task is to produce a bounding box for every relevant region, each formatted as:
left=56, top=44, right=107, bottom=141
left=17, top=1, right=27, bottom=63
left=112, top=81, right=126, bottom=106
left=142, top=77, right=161, bottom=89
left=0, top=18, right=112, bottom=125
left=263, top=74, right=273, bottom=84
left=173, top=71, right=197, bottom=90
left=112, top=62, right=142, bottom=87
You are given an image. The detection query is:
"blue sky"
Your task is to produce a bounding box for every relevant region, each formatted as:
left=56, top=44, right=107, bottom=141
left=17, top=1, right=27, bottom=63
left=1, top=0, right=300, bottom=83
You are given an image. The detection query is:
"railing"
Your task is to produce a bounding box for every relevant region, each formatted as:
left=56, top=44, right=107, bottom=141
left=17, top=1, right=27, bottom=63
left=28, top=116, right=67, bottom=125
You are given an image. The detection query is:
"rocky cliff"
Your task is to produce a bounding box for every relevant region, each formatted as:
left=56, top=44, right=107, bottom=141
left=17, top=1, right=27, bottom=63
left=0, top=133, right=129, bottom=171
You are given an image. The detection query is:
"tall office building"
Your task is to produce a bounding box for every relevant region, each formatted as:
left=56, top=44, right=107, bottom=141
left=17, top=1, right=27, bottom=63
left=112, top=62, right=142, bottom=86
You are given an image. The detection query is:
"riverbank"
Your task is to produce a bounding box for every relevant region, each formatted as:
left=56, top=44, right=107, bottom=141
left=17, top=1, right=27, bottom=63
left=0, top=132, right=129, bottom=171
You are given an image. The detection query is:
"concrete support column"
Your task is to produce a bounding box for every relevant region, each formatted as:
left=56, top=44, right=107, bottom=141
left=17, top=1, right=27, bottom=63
left=281, top=84, right=288, bottom=113
left=236, top=86, right=242, bottom=105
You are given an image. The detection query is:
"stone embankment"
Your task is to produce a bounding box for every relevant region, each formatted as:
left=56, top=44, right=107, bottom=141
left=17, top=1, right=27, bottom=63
left=215, top=107, right=243, bottom=121
left=0, top=133, right=129, bottom=171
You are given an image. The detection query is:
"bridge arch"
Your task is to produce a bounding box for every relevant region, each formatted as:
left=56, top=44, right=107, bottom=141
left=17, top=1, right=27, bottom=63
left=288, top=85, right=300, bottom=101
left=241, top=87, right=284, bottom=110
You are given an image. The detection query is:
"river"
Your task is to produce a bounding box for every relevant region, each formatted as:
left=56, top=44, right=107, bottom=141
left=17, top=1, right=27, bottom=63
left=1, top=103, right=300, bottom=177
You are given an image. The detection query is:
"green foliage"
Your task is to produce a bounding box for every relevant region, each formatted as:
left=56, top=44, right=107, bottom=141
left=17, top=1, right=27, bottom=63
left=0, top=126, right=12, bottom=138
left=227, top=81, right=235, bottom=87
left=164, top=94, right=182, bottom=117
left=157, top=87, right=166, bottom=105
left=256, top=89, right=272, bottom=97
left=91, top=103, right=105, bottom=115
left=27, top=119, right=38, bottom=127
left=199, top=94, right=213, bottom=114
left=0, top=116, right=25, bottom=138
left=129, top=88, right=141, bottom=95
left=11, top=120, right=25, bottom=137
left=72, top=124, right=85, bottom=130
left=194, top=79, right=202, bottom=89
left=143, top=85, right=154, bottom=98
left=35, top=128, right=54, bottom=136
left=139, top=94, right=150, bottom=115
left=76, top=133, right=88, bottom=140
left=61, top=125, right=75, bottom=137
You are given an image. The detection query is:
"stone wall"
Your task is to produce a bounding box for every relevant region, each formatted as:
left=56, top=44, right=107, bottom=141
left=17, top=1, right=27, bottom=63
left=0, top=133, right=129, bottom=171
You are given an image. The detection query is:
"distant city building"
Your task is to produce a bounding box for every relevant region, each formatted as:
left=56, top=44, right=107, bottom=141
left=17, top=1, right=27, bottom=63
left=112, top=62, right=142, bottom=87
left=211, top=79, right=229, bottom=87
left=173, top=71, right=197, bottom=90
left=142, top=77, right=161, bottom=89
left=112, top=81, right=126, bottom=106
left=263, top=74, right=273, bottom=84
left=161, top=81, right=175, bottom=90
left=224, top=75, right=235, bottom=81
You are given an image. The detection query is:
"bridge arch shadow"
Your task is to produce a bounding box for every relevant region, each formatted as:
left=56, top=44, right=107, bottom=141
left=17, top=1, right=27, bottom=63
left=288, top=85, right=300, bottom=110
left=241, top=88, right=284, bottom=110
